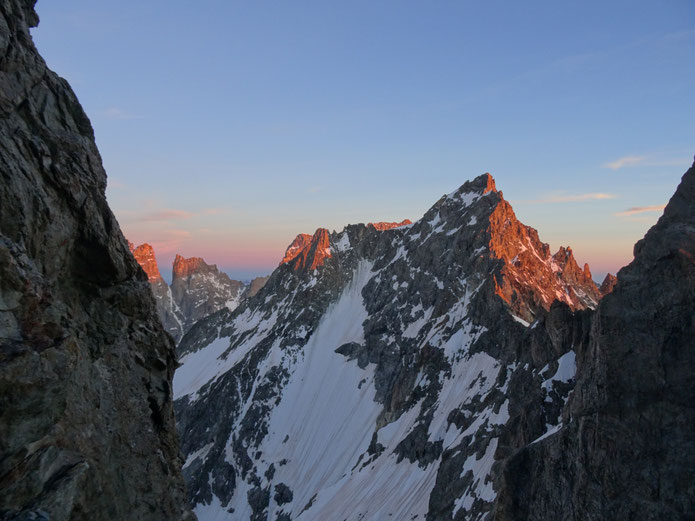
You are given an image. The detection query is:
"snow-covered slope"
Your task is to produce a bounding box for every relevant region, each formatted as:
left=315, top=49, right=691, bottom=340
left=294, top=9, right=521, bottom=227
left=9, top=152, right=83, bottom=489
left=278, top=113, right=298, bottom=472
left=174, top=174, right=602, bottom=521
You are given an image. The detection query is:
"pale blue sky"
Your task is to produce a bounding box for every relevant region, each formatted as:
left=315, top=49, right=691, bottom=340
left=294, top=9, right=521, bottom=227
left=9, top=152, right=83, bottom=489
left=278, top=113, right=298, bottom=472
left=32, top=1, right=694, bottom=280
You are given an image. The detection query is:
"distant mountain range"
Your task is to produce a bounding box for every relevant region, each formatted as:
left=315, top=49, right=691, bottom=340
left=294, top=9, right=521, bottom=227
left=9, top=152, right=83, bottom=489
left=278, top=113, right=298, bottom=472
left=128, top=243, right=268, bottom=342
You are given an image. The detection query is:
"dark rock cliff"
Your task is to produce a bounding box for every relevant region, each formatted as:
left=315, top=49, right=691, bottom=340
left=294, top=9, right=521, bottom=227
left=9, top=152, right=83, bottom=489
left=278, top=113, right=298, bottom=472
left=492, top=161, right=695, bottom=520
left=0, top=1, right=194, bottom=519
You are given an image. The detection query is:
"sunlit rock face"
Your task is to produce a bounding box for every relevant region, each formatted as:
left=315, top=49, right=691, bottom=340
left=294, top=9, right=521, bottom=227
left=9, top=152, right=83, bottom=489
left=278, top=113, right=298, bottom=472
left=174, top=173, right=608, bottom=521
left=280, top=234, right=314, bottom=265
left=130, top=243, right=186, bottom=341
left=368, top=219, right=413, bottom=231
left=0, top=2, right=193, bottom=519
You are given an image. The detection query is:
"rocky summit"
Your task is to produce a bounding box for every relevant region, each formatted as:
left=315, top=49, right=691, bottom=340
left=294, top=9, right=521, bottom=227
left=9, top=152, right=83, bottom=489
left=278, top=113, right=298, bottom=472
left=131, top=243, right=186, bottom=341
left=172, top=255, right=247, bottom=334
left=129, top=244, right=267, bottom=343
left=599, top=272, right=618, bottom=296
left=0, top=2, right=193, bottom=520
left=173, top=173, right=615, bottom=520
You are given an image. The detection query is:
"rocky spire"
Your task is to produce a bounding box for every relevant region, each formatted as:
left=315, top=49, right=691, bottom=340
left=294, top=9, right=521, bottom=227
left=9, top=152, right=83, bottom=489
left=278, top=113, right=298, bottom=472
left=281, top=233, right=314, bottom=265
left=173, top=254, right=208, bottom=279
left=286, top=228, right=332, bottom=271
left=132, top=243, right=164, bottom=283
left=444, top=175, right=603, bottom=319
left=599, top=272, right=617, bottom=295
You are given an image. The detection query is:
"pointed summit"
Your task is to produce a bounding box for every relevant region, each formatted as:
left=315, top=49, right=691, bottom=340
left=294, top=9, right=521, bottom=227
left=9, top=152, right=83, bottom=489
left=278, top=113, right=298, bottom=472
left=173, top=255, right=208, bottom=279
left=417, top=173, right=602, bottom=318
left=285, top=228, right=332, bottom=271
left=480, top=172, right=497, bottom=194
left=599, top=272, right=617, bottom=295
left=132, top=243, right=164, bottom=283
left=281, top=233, right=313, bottom=265
left=445, top=172, right=498, bottom=203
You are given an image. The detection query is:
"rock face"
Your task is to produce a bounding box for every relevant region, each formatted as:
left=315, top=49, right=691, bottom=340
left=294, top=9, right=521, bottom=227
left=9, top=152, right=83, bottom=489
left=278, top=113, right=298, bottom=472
left=369, top=219, right=412, bottom=231
left=492, top=161, right=695, bottom=520
left=131, top=243, right=185, bottom=341
left=599, top=272, right=617, bottom=295
left=173, top=173, right=606, bottom=520
left=244, top=276, right=270, bottom=299
left=0, top=3, right=193, bottom=520
left=171, top=255, right=247, bottom=333
left=129, top=245, right=264, bottom=343
left=283, top=228, right=332, bottom=272
left=280, top=234, right=313, bottom=265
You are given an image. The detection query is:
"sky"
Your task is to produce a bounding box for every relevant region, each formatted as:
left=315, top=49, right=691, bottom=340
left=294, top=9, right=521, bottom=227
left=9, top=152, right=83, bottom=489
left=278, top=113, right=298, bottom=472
left=32, top=0, right=694, bottom=281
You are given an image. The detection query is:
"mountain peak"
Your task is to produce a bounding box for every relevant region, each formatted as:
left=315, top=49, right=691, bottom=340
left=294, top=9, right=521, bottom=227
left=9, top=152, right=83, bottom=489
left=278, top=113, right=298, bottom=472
left=280, top=233, right=314, bottom=265
left=284, top=228, right=332, bottom=271
left=599, top=272, right=618, bottom=295
left=480, top=172, right=497, bottom=194
left=173, top=255, right=208, bottom=279
left=131, top=243, right=164, bottom=283
left=442, top=173, right=500, bottom=211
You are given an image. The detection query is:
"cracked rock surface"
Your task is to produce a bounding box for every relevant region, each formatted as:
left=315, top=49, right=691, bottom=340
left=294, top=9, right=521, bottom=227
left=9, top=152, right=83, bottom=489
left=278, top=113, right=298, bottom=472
left=0, top=2, right=194, bottom=519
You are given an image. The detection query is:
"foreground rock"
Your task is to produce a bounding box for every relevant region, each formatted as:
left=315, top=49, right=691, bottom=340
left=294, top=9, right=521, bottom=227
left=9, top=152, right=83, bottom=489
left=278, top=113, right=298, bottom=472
left=492, top=161, right=695, bottom=520
left=0, top=3, right=194, bottom=520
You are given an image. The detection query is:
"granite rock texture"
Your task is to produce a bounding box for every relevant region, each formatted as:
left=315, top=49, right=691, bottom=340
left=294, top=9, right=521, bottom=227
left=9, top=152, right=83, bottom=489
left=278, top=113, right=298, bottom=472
left=0, top=2, right=194, bottom=519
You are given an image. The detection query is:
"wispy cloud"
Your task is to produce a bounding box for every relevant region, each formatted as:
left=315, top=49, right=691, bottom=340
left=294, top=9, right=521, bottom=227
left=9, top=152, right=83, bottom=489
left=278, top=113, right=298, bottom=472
left=524, top=192, right=617, bottom=204
left=307, top=186, right=322, bottom=194
left=603, top=156, right=646, bottom=170
left=138, top=209, right=195, bottom=222
left=603, top=154, right=691, bottom=170
left=615, top=204, right=666, bottom=217
left=104, top=107, right=138, bottom=120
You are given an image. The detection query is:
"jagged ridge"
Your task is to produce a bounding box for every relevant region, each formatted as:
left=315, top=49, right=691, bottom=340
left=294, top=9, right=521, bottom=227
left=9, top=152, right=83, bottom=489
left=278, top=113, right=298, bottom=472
left=173, top=173, right=605, bottom=520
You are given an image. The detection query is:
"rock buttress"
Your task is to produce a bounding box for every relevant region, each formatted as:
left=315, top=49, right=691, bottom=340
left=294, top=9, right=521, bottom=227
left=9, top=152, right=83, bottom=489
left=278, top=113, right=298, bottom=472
left=0, top=2, right=195, bottom=519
